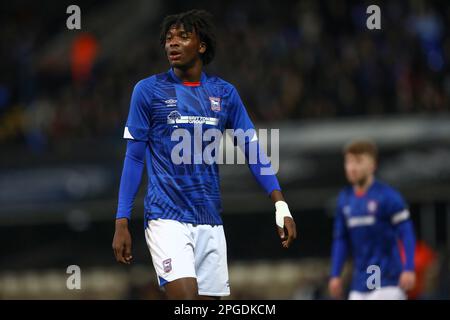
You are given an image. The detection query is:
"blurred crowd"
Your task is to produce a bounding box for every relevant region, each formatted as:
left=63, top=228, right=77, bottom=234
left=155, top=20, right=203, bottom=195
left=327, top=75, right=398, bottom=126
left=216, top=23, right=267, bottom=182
left=1, top=0, right=449, bottom=151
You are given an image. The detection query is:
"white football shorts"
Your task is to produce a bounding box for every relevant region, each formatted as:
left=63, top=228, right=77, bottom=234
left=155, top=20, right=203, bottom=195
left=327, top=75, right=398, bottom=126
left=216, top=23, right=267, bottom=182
left=145, top=218, right=230, bottom=296
left=348, top=286, right=406, bottom=300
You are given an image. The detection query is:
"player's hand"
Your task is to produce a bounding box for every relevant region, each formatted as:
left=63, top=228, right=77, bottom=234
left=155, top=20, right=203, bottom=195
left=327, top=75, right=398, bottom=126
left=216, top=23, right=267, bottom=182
left=277, top=216, right=297, bottom=249
left=112, top=218, right=133, bottom=264
left=328, top=277, right=344, bottom=299
left=274, top=201, right=297, bottom=249
left=399, top=271, right=416, bottom=292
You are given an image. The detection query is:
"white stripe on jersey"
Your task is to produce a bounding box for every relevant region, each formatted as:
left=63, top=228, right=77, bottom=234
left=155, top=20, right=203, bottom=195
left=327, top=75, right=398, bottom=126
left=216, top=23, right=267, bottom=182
left=123, top=127, right=134, bottom=139
left=391, top=209, right=410, bottom=224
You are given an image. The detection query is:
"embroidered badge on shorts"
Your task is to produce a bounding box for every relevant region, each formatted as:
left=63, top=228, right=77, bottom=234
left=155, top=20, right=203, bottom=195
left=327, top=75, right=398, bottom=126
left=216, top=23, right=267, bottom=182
left=163, top=258, right=172, bottom=273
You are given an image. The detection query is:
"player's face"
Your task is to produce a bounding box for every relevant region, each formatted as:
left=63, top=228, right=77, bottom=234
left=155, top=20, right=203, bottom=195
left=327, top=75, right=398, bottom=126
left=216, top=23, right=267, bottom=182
left=344, top=153, right=376, bottom=186
left=164, top=25, right=205, bottom=68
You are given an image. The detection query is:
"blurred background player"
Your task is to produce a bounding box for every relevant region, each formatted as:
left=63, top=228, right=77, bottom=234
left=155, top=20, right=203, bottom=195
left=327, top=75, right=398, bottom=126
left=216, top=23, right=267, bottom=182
left=329, top=140, right=416, bottom=300
left=112, top=9, right=296, bottom=300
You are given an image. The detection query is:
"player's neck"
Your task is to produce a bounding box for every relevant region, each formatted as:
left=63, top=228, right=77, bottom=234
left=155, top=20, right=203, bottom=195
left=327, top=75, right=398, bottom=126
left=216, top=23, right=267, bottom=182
left=173, top=60, right=203, bottom=82
left=353, top=175, right=374, bottom=195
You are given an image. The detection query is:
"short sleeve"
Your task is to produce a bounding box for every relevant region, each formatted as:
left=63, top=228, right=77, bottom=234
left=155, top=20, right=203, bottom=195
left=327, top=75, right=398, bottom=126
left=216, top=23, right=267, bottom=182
left=225, top=86, right=259, bottom=149
left=226, top=86, right=256, bottom=132
left=385, top=188, right=410, bottom=225
left=123, top=80, right=152, bottom=141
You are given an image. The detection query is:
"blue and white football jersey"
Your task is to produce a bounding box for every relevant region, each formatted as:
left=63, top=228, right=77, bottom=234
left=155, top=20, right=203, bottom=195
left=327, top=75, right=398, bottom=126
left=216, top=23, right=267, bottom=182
left=124, top=68, right=255, bottom=225
left=333, top=180, right=411, bottom=291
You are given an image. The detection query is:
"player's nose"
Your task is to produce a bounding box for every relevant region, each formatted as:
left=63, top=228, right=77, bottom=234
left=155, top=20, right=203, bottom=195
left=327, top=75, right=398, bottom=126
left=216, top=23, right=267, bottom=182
left=168, top=37, right=180, bottom=47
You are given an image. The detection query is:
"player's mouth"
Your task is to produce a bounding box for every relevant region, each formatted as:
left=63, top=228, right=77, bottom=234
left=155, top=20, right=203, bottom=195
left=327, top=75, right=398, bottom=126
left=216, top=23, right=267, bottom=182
left=168, top=50, right=182, bottom=61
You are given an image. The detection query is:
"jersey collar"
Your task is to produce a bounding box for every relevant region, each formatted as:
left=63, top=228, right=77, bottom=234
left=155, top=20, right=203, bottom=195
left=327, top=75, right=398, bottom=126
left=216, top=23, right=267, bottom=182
left=169, top=68, right=206, bottom=87
left=354, top=178, right=377, bottom=197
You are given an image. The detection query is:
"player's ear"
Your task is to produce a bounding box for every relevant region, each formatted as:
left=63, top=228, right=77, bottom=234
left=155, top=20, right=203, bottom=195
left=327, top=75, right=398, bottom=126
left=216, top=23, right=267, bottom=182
left=199, top=42, right=206, bottom=54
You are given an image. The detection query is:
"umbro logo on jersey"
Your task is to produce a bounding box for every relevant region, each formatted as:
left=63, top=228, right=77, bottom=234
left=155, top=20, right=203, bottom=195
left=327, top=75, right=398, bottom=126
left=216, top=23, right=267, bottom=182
left=164, top=99, right=177, bottom=107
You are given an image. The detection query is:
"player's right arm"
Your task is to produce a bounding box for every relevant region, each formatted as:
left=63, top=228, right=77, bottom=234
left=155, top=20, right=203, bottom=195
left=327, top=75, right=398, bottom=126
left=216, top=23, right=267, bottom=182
left=329, top=192, right=349, bottom=299
left=112, top=80, right=152, bottom=264
left=113, top=140, right=147, bottom=264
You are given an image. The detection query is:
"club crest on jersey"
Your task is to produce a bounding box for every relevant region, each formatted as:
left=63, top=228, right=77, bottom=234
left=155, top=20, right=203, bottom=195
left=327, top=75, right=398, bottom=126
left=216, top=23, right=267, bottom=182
left=367, top=200, right=378, bottom=214
left=163, top=258, right=172, bottom=273
left=209, top=97, right=221, bottom=112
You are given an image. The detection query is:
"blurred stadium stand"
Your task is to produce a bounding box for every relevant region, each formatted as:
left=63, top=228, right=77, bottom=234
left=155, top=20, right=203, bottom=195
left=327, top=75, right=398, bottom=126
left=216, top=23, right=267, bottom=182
left=1, top=0, right=449, bottom=299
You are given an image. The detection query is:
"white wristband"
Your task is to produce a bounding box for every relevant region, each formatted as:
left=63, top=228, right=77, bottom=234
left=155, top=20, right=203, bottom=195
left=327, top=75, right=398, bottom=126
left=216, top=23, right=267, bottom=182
left=275, top=201, right=292, bottom=228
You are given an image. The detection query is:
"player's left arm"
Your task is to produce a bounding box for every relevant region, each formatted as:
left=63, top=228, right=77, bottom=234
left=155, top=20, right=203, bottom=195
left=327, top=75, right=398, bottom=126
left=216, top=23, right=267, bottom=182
left=388, top=189, right=416, bottom=291
left=226, top=86, right=297, bottom=248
